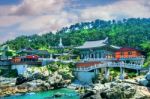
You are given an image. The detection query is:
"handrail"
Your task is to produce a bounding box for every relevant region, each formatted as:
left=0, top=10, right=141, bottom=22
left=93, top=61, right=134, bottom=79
left=81, top=57, right=144, bottom=62
left=74, top=62, right=142, bottom=71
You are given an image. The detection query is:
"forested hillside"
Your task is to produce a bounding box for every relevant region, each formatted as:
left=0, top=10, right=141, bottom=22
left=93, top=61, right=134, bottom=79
left=3, top=18, right=150, bottom=51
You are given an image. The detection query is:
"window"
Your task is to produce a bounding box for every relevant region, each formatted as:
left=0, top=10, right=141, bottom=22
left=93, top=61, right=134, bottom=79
left=121, top=52, right=124, bottom=55
left=121, top=52, right=124, bottom=57
left=91, top=54, right=94, bottom=58
left=128, top=51, right=132, bottom=55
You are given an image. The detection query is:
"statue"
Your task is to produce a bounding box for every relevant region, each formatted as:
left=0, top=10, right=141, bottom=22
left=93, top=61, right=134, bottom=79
left=58, top=38, right=64, bottom=48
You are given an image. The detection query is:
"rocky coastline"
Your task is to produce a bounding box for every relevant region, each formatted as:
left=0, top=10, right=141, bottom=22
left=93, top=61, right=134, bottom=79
left=1, top=70, right=150, bottom=99
left=80, top=72, right=150, bottom=99
left=80, top=81, right=150, bottom=99
left=0, top=72, right=71, bottom=97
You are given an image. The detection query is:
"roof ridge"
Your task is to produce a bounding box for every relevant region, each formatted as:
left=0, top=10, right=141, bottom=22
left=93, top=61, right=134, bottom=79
left=86, top=40, right=104, bottom=42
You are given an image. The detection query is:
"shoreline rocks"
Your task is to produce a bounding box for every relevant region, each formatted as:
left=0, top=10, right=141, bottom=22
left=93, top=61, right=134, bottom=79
left=0, top=72, right=71, bottom=97
left=138, top=72, right=150, bottom=87
left=80, top=81, right=150, bottom=99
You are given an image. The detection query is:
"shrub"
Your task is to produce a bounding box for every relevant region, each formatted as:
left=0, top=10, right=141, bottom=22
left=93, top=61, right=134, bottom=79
left=127, top=72, right=136, bottom=78
left=0, top=69, right=5, bottom=75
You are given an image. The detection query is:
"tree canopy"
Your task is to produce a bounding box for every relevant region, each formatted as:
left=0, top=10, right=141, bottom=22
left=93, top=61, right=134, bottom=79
left=3, top=18, right=150, bottom=51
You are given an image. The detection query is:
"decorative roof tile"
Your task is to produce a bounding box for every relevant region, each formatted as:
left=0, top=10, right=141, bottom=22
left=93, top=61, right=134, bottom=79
left=116, top=47, right=139, bottom=52
left=76, top=38, right=107, bottom=49
left=75, top=37, right=120, bottom=49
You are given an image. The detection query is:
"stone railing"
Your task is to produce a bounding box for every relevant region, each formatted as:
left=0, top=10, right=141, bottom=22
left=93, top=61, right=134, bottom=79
left=0, top=61, right=11, bottom=66
left=74, top=62, right=142, bottom=72
left=81, top=58, right=116, bottom=61
left=80, top=56, right=145, bottom=62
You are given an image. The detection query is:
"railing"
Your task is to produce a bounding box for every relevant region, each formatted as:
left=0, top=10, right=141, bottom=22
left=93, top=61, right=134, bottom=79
left=38, top=58, right=53, bottom=61
left=0, top=60, right=11, bottom=69
left=74, top=62, right=142, bottom=71
left=80, top=56, right=145, bottom=62
left=11, top=61, right=42, bottom=65
left=0, top=61, right=11, bottom=66
left=81, top=58, right=116, bottom=61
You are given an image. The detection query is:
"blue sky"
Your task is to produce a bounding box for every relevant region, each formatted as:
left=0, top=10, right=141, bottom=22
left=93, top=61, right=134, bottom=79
left=0, top=0, right=150, bottom=43
left=0, top=0, right=21, bottom=5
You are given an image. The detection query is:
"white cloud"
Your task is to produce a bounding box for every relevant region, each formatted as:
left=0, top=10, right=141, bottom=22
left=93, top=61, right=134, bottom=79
left=0, top=16, right=27, bottom=27
left=0, top=0, right=150, bottom=43
left=17, top=11, right=79, bottom=33
left=80, top=0, right=150, bottom=21
left=0, top=0, right=66, bottom=15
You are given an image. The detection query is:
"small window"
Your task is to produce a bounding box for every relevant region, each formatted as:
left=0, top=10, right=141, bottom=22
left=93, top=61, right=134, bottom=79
left=121, top=52, right=124, bottom=55
left=91, top=54, right=94, bottom=58
left=121, top=52, right=124, bottom=58
left=128, top=51, right=132, bottom=55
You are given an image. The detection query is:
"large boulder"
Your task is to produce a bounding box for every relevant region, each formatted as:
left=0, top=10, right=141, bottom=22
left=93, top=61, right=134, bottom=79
left=22, top=79, right=52, bottom=91
left=81, top=82, right=136, bottom=99
left=0, top=77, right=16, bottom=87
left=16, top=73, right=47, bottom=85
left=101, top=83, right=136, bottom=99
left=138, top=78, right=149, bottom=86
left=80, top=91, right=95, bottom=99
left=44, top=72, right=65, bottom=89
left=16, top=75, right=28, bottom=85
left=137, top=72, right=150, bottom=87
left=145, top=72, right=150, bottom=81
left=28, top=73, right=47, bottom=81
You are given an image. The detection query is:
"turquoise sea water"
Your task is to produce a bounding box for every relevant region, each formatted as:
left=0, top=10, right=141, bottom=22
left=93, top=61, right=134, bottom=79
left=2, top=88, right=80, bottom=99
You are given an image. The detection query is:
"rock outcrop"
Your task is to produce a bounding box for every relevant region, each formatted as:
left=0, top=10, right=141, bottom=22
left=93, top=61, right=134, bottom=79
left=100, top=82, right=136, bottom=99
left=138, top=72, right=150, bottom=87
left=0, top=71, right=71, bottom=97
left=16, top=75, right=28, bottom=85
left=80, top=81, right=150, bottom=99
left=15, top=73, right=46, bottom=85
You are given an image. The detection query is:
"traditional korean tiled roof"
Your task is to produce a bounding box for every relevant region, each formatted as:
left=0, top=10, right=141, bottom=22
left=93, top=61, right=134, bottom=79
left=116, top=47, right=139, bottom=52
left=75, top=37, right=120, bottom=49
left=35, top=50, right=49, bottom=55
left=17, top=49, right=50, bottom=55
left=110, top=45, right=121, bottom=49
left=26, top=55, right=39, bottom=59
left=76, top=61, right=101, bottom=67
left=0, top=45, right=9, bottom=51
left=76, top=39, right=106, bottom=49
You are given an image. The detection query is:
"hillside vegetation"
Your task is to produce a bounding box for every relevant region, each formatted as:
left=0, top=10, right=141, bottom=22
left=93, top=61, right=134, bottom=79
left=3, top=18, right=150, bottom=49
left=2, top=18, right=150, bottom=66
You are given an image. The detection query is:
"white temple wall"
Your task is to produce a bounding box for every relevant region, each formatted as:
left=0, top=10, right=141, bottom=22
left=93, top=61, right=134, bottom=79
left=74, top=71, right=95, bottom=84
left=11, top=64, right=28, bottom=75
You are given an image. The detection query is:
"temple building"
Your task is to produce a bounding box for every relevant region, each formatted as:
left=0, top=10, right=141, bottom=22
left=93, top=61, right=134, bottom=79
left=74, top=38, right=120, bottom=84
left=74, top=38, right=145, bottom=84
left=115, top=47, right=143, bottom=58
left=75, top=37, right=120, bottom=60
left=17, top=48, right=50, bottom=58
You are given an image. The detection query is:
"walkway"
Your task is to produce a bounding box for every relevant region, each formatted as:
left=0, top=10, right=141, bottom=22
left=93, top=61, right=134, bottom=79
left=74, top=62, right=142, bottom=72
